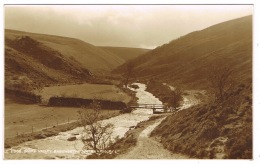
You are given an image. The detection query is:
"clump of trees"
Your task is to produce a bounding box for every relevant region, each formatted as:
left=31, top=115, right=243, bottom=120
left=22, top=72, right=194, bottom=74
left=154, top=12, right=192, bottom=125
left=78, top=100, right=114, bottom=154
left=145, top=80, right=183, bottom=112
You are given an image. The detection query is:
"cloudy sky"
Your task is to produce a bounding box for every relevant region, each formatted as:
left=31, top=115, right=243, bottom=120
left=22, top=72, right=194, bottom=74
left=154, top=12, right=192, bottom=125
left=5, top=5, right=252, bottom=49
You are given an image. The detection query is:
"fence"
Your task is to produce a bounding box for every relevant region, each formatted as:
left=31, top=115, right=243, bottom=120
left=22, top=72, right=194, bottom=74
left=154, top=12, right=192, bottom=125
left=6, top=117, right=79, bottom=140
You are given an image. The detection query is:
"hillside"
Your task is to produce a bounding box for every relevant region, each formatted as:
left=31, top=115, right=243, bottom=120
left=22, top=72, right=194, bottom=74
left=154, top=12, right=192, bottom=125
left=5, top=34, right=93, bottom=91
left=5, top=29, right=125, bottom=75
left=113, top=15, right=252, bottom=89
left=151, top=79, right=252, bottom=159
left=99, top=46, right=150, bottom=62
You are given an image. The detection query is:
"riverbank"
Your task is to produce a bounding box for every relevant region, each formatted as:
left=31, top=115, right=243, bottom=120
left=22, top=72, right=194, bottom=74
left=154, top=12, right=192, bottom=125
left=86, top=114, right=175, bottom=159
left=87, top=113, right=189, bottom=159
left=146, top=80, right=206, bottom=110
left=5, top=109, right=120, bottom=149
left=115, top=114, right=188, bottom=159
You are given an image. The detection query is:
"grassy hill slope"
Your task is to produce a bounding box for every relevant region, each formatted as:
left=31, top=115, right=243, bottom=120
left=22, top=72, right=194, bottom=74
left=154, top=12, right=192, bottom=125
left=5, top=34, right=92, bottom=91
left=6, top=29, right=125, bottom=74
left=151, top=80, right=252, bottom=159
left=99, top=46, right=150, bottom=62
left=113, top=15, right=252, bottom=89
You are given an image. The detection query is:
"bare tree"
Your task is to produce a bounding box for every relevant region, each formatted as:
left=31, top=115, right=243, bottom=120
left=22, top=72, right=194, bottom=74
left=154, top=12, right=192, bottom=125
left=207, top=66, right=233, bottom=102
left=78, top=100, right=114, bottom=153
left=168, top=89, right=183, bottom=112
left=122, top=61, right=135, bottom=87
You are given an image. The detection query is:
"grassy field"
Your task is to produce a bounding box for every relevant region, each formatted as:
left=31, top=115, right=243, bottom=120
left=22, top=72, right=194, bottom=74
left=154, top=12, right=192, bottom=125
left=5, top=83, right=131, bottom=140
left=38, top=83, right=131, bottom=104
left=5, top=100, right=120, bottom=139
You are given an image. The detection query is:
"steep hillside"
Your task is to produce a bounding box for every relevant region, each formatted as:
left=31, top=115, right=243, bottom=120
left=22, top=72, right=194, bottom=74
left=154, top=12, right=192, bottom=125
left=151, top=80, right=252, bottom=159
left=5, top=29, right=125, bottom=74
left=5, top=35, right=92, bottom=91
left=99, top=46, right=150, bottom=62
left=113, top=15, right=252, bottom=89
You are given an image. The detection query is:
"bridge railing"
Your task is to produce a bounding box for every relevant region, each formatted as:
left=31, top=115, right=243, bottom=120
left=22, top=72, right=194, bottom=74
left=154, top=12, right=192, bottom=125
left=129, top=104, right=164, bottom=109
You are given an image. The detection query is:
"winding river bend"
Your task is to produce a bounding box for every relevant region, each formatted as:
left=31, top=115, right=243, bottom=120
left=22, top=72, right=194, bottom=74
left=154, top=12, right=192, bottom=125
left=5, top=83, right=163, bottom=159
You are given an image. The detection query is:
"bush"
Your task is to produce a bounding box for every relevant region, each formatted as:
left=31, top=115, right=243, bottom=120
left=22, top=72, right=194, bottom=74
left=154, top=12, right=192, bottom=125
left=227, top=133, right=252, bottom=159
left=199, top=126, right=219, bottom=140
left=129, top=84, right=139, bottom=89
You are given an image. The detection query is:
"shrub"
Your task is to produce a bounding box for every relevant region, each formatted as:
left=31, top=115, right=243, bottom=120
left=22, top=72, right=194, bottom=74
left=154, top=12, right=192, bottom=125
left=129, top=84, right=139, bottom=89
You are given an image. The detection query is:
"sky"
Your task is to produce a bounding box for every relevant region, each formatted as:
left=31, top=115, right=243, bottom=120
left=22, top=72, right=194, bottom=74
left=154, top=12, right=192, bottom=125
left=5, top=5, right=253, bottom=49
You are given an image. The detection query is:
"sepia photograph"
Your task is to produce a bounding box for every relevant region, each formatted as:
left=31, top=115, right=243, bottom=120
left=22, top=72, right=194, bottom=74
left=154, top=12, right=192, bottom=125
left=2, top=1, right=256, bottom=161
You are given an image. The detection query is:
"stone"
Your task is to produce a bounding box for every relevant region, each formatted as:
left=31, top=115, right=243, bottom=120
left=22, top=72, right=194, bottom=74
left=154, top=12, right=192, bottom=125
left=67, top=136, right=77, bottom=141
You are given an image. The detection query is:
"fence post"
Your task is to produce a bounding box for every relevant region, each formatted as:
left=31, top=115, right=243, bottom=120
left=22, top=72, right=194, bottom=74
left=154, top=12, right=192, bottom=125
left=31, top=126, right=34, bottom=133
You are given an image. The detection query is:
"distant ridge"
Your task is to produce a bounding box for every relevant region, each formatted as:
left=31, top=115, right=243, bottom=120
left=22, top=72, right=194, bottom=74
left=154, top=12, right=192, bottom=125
left=99, top=46, right=150, bottom=62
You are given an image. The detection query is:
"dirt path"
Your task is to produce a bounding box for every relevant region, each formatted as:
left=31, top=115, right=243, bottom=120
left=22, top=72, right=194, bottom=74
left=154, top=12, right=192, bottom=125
left=116, top=117, right=188, bottom=159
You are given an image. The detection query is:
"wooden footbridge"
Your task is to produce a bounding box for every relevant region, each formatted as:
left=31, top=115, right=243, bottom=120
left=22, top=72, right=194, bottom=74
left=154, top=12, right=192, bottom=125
left=129, top=104, right=165, bottom=114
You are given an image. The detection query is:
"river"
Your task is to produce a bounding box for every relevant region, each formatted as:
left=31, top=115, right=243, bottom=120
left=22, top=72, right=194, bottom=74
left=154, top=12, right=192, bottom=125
left=4, top=83, right=162, bottom=159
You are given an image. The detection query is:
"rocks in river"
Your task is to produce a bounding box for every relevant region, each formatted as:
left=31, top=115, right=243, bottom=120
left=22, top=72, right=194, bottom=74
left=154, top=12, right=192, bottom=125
left=129, top=124, right=144, bottom=130
left=135, top=125, right=143, bottom=129
left=35, top=134, right=47, bottom=139
left=67, top=136, right=77, bottom=141
left=129, top=126, right=135, bottom=130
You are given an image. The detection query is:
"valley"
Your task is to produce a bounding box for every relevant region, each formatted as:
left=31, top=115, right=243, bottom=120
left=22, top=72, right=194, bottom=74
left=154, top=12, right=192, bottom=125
left=4, top=14, right=252, bottom=160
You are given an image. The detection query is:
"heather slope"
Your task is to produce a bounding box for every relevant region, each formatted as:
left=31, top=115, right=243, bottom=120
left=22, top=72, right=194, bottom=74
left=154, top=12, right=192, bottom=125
left=6, top=29, right=125, bottom=74
left=151, top=80, right=252, bottom=159
left=5, top=35, right=92, bottom=90
left=113, top=15, right=252, bottom=89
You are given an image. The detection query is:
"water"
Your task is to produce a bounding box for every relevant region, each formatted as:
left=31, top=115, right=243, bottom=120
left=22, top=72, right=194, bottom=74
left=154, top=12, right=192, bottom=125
left=5, top=83, right=162, bottom=159
left=129, top=83, right=163, bottom=114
